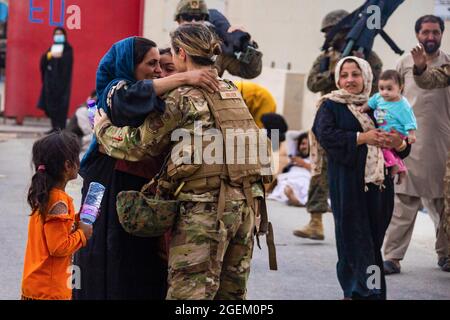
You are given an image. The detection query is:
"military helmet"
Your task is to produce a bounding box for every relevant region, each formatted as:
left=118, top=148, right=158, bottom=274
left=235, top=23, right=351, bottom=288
left=321, top=10, right=349, bottom=32
left=174, top=0, right=209, bottom=21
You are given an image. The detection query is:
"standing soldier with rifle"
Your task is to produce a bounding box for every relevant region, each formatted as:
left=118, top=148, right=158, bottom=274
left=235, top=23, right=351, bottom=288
left=174, top=0, right=263, bottom=79
left=293, top=9, right=383, bottom=240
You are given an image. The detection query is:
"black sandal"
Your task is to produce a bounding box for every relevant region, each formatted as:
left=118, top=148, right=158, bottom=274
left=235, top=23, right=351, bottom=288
left=383, top=260, right=401, bottom=275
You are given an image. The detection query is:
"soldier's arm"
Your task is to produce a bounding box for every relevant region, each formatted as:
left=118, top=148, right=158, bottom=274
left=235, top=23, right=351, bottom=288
left=307, top=55, right=335, bottom=94
left=95, top=94, right=185, bottom=162
left=414, top=64, right=450, bottom=90
left=215, top=51, right=263, bottom=79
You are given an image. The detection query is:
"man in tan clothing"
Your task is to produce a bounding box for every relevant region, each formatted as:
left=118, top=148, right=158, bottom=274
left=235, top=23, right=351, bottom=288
left=411, top=36, right=450, bottom=273
left=383, top=15, right=450, bottom=274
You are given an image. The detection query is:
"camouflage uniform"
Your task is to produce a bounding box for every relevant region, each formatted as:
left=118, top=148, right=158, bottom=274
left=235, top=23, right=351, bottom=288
left=414, top=64, right=450, bottom=238
left=95, top=80, right=267, bottom=300
left=214, top=53, right=262, bottom=79
left=307, top=50, right=383, bottom=97
left=414, top=64, right=450, bottom=90
left=174, top=0, right=262, bottom=79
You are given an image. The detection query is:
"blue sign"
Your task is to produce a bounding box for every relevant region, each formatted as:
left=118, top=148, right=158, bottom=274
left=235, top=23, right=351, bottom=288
left=29, top=0, right=82, bottom=30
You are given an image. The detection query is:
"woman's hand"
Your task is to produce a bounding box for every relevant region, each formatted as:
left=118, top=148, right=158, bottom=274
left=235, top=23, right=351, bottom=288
left=94, top=108, right=110, bottom=130
left=358, top=103, right=370, bottom=113
left=185, top=69, right=220, bottom=93
left=357, top=129, right=385, bottom=147
left=382, top=129, right=405, bottom=150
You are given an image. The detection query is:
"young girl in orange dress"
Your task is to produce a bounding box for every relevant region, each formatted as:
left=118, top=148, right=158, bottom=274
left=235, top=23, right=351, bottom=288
left=21, top=132, right=93, bottom=300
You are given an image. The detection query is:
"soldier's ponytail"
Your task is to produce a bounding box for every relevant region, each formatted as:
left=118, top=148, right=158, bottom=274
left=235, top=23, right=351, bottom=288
left=171, top=23, right=222, bottom=66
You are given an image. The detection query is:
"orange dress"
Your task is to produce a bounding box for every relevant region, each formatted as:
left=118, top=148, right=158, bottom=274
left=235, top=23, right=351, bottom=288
left=21, top=189, right=87, bottom=300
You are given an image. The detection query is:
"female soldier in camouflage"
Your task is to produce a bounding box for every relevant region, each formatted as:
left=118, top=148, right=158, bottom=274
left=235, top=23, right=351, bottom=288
left=94, top=23, right=272, bottom=300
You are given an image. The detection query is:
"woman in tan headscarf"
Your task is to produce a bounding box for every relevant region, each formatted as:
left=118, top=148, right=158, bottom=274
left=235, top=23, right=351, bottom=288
left=311, top=56, right=411, bottom=300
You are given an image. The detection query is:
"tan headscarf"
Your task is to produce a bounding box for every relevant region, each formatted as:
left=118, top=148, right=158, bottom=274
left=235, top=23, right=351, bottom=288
left=310, top=56, right=385, bottom=188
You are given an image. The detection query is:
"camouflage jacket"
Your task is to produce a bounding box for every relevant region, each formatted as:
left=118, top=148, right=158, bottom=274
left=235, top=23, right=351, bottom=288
left=95, top=80, right=264, bottom=202
left=414, top=64, right=450, bottom=89
left=215, top=50, right=263, bottom=79
left=307, top=50, right=383, bottom=96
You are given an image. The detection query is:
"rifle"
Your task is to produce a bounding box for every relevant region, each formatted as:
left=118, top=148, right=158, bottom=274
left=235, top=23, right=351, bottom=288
left=208, top=9, right=261, bottom=64
left=322, top=0, right=405, bottom=59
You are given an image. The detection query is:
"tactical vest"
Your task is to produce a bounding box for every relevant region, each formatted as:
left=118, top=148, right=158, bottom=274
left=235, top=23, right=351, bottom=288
left=170, top=81, right=271, bottom=185
left=166, top=79, right=277, bottom=270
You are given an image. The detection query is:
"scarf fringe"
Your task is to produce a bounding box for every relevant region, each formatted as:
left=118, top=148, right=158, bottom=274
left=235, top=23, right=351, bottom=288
left=364, top=183, right=386, bottom=192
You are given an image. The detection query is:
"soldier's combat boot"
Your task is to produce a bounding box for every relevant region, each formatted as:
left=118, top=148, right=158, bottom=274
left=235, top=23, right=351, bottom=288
left=293, top=213, right=324, bottom=240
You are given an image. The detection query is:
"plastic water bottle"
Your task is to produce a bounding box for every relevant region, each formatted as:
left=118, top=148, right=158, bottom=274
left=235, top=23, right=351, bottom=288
left=80, top=182, right=105, bottom=224
left=87, top=99, right=97, bottom=128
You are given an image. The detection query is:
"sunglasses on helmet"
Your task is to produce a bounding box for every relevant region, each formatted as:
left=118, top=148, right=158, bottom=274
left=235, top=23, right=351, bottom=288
left=180, top=13, right=207, bottom=22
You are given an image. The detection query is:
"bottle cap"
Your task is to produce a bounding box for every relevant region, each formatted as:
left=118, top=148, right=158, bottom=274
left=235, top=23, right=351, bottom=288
left=87, top=99, right=96, bottom=108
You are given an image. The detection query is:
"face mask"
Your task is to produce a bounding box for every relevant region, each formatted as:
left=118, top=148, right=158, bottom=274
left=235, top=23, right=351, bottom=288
left=54, top=34, right=65, bottom=44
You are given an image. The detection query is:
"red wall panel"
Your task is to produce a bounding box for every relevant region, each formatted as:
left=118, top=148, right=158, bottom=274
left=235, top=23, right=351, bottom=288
left=5, top=0, right=143, bottom=123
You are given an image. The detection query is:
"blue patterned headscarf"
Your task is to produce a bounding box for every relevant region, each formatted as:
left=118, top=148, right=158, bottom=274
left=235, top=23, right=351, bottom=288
left=80, top=37, right=136, bottom=170
left=95, top=37, right=135, bottom=114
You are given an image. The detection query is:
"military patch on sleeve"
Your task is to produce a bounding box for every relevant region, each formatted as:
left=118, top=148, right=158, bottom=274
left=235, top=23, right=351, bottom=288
left=219, top=90, right=241, bottom=100
left=48, top=201, right=69, bottom=216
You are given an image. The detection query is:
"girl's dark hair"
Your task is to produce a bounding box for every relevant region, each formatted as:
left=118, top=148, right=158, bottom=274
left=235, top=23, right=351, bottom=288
left=134, top=37, right=157, bottom=68
left=27, top=132, right=80, bottom=219
left=159, top=47, right=172, bottom=56
left=380, top=69, right=403, bottom=87
left=415, top=15, right=445, bottom=34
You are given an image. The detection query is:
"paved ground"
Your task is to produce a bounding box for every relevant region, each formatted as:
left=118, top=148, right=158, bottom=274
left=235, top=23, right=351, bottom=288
left=0, top=134, right=448, bottom=300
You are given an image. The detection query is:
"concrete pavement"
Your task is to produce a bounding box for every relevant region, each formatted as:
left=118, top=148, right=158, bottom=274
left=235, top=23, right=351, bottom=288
left=0, top=136, right=448, bottom=300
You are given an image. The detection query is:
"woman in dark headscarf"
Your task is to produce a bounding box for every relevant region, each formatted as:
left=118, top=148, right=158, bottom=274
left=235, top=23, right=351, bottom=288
left=311, top=56, right=411, bottom=300
left=38, top=27, right=73, bottom=133
left=73, top=37, right=219, bottom=300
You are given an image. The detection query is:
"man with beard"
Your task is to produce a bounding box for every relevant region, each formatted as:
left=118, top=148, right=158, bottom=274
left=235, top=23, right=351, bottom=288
left=383, top=15, right=450, bottom=274
left=268, top=132, right=312, bottom=207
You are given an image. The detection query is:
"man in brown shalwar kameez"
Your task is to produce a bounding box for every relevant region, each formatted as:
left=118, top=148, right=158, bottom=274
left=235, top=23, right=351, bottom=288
left=383, top=15, right=450, bottom=274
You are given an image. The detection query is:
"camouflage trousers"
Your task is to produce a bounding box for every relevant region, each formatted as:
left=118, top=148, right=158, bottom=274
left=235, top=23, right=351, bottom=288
left=166, top=200, right=255, bottom=300
left=444, top=152, right=450, bottom=239
left=306, top=156, right=329, bottom=214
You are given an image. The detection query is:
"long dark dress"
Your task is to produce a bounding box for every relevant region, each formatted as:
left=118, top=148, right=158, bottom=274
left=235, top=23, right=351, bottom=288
left=37, top=43, right=73, bottom=130
left=312, top=100, right=411, bottom=300
left=73, top=80, right=167, bottom=300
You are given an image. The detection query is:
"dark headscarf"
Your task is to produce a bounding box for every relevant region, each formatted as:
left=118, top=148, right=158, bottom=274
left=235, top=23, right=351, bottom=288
left=81, top=37, right=163, bottom=169
left=95, top=37, right=135, bottom=115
